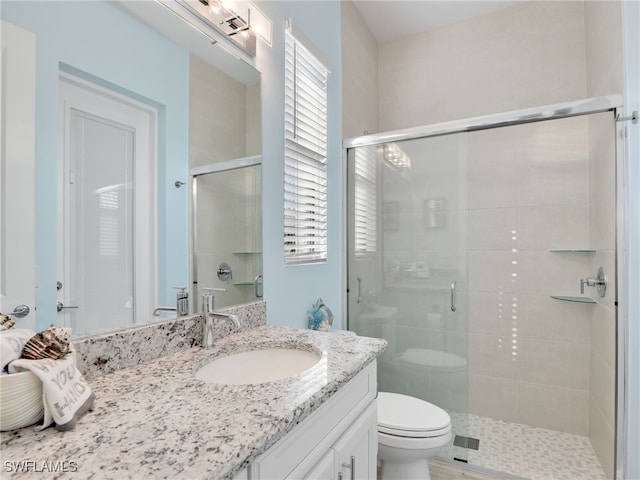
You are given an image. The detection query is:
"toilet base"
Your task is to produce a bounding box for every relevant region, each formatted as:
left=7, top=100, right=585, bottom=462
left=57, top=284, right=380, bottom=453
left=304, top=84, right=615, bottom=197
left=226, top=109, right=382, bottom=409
left=380, top=458, right=431, bottom=480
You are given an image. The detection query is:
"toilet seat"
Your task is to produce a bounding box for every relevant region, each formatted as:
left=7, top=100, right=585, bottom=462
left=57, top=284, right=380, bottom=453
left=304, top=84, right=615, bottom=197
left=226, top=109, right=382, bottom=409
left=378, top=392, right=451, bottom=438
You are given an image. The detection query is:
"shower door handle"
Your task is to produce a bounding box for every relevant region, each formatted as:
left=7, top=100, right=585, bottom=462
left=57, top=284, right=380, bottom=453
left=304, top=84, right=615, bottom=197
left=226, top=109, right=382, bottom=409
left=356, top=277, right=362, bottom=304
left=450, top=281, right=457, bottom=312
left=254, top=275, right=263, bottom=298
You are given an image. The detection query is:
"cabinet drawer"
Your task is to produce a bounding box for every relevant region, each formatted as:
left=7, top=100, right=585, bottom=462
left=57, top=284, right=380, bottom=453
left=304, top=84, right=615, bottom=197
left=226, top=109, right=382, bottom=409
left=255, top=362, right=376, bottom=480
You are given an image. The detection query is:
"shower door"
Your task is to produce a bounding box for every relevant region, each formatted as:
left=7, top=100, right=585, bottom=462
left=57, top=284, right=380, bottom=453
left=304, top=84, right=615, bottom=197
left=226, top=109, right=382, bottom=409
left=346, top=98, right=621, bottom=479
left=347, top=134, right=470, bottom=460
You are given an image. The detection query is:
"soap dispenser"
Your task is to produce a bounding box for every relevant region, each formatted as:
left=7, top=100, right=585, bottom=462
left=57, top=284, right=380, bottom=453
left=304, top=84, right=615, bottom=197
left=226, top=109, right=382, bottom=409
left=173, top=286, right=189, bottom=317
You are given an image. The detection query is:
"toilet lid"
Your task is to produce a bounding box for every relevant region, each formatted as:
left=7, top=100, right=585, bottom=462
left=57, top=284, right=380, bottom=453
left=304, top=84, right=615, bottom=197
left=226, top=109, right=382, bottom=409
left=378, top=392, right=451, bottom=435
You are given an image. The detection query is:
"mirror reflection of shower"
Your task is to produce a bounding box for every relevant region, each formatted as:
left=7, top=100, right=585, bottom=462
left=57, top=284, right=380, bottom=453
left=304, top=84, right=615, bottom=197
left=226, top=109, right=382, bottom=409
left=191, top=157, right=263, bottom=311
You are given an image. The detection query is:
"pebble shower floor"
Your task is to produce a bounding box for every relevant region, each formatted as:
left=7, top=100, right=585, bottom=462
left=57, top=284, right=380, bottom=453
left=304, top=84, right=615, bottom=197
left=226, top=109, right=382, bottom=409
left=441, top=414, right=608, bottom=480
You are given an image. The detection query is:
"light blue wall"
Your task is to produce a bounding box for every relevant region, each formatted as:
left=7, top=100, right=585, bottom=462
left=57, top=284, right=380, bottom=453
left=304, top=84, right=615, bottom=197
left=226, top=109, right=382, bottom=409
left=254, top=1, right=343, bottom=328
left=622, top=1, right=639, bottom=478
left=1, top=1, right=189, bottom=329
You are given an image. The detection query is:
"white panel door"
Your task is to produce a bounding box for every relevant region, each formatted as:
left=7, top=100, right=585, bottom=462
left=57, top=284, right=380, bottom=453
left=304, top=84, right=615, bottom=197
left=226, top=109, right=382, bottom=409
left=0, top=21, right=36, bottom=329
left=58, top=76, right=156, bottom=337
left=68, top=111, right=136, bottom=335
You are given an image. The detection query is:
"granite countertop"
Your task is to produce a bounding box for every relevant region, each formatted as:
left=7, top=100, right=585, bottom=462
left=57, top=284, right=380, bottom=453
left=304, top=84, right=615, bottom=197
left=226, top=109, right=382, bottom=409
left=1, top=325, right=387, bottom=479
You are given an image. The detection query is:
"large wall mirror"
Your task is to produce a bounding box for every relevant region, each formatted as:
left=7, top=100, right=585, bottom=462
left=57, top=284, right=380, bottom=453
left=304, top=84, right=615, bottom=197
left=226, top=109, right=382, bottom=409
left=0, top=0, right=262, bottom=338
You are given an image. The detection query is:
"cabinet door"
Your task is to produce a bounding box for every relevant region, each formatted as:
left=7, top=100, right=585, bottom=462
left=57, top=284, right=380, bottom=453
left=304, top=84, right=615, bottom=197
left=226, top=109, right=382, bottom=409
left=333, top=402, right=378, bottom=480
left=302, top=450, right=336, bottom=480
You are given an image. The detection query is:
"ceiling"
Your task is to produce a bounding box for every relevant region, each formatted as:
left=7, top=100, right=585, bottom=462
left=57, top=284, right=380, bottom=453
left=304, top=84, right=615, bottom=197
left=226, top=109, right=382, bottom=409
left=352, top=0, right=528, bottom=43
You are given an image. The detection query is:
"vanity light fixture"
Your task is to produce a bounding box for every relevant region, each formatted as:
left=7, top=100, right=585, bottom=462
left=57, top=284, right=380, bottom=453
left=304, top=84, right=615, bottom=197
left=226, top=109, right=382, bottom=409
left=202, top=0, right=271, bottom=45
left=200, top=0, right=250, bottom=35
left=154, top=0, right=272, bottom=54
left=207, top=0, right=220, bottom=14
left=159, top=0, right=257, bottom=56
left=197, top=0, right=255, bottom=52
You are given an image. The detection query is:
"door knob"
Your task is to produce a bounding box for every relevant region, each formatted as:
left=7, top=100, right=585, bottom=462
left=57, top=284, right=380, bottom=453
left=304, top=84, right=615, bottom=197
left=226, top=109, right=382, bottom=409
left=7, top=305, right=30, bottom=318
left=57, top=302, right=79, bottom=312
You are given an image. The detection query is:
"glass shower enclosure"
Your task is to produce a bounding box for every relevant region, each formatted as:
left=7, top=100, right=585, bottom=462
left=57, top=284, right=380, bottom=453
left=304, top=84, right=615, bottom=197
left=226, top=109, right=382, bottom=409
left=346, top=96, right=623, bottom=479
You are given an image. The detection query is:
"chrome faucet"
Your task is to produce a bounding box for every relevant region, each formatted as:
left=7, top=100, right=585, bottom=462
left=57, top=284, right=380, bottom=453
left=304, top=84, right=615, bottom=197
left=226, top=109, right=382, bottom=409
left=202, top=287, right=241, bottom=349
left=153, top=287, right=189, bottom=317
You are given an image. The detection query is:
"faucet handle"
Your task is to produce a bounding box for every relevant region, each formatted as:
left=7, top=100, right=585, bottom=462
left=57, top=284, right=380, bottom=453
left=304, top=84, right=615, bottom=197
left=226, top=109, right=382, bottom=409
left=579, top=266, right=607, bottom=297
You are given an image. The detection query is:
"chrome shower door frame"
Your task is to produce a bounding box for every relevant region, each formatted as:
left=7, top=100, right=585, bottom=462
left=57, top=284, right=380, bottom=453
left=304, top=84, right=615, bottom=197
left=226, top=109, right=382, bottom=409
left=343, top=95, right=629, bottom=480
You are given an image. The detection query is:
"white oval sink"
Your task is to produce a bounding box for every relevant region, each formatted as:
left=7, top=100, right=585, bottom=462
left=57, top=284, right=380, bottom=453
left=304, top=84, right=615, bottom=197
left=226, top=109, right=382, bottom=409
left=195, top=348, right=323, bottom=385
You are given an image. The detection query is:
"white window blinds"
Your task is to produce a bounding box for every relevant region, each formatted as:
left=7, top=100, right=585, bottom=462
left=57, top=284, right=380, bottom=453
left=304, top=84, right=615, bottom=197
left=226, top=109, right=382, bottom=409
left=284, top=23, right=329, bottom=265
left=354, top=147, right=377, bottom=258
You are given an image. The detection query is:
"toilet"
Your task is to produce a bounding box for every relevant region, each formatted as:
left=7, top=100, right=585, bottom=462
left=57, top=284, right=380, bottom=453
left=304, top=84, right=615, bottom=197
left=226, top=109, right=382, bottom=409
left=377, top=392, right=452, bottom=480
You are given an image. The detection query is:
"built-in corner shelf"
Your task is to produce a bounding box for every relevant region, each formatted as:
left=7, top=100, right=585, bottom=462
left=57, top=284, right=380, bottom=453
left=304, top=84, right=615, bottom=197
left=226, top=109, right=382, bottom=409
left=549, top=249, right=596, bottom=253
left=550, top=295, right=597, bottom=304
left=550, top=250, right=598, bottom=303
left=549, top=250, right=598, bottom=304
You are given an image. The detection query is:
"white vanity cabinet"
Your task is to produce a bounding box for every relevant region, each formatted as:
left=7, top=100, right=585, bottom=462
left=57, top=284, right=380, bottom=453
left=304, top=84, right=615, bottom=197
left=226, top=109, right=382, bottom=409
left=242, top=362, right=378, bottom=480
left=332, top=401, right=377, bottom=480
left=297, top=402, right=377, bottom=480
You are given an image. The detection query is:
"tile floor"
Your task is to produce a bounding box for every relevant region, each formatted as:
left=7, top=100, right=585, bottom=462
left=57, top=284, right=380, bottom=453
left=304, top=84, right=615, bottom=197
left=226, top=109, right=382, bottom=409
left=438, top=414, right=609, bottom=480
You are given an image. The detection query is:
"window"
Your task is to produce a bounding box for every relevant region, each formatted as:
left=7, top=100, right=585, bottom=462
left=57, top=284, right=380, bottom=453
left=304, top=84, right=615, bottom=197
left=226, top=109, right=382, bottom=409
left=283, top=21, right=329, bottom=265
left=353, top=146, right=377, bottom=258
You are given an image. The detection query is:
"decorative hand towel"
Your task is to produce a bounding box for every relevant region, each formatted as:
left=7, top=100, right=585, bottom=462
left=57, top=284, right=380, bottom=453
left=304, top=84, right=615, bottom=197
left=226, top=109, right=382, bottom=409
left=9, top=356, right=95, bottom=431
left=1, top=329, right=36, bottom=372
